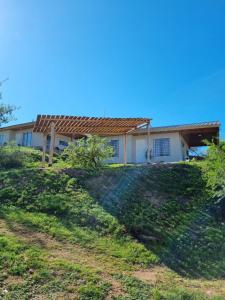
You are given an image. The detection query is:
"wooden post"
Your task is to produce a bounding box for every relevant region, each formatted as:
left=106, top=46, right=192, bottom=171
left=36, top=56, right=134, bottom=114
left=48, top=122, right=56, bottom=166
left=42, top=134, right=47, bottom=167
left=147, top=122, right=151, bottom=163
left=124, top=134, right=127, bottom=164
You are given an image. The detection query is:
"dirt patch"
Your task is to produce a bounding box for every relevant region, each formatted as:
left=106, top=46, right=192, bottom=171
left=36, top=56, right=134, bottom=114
left=133, top=266, right=166, bottom=284
left=133, top=266, right=225, bottom=298
left=4, top=275, right=24, bottom=286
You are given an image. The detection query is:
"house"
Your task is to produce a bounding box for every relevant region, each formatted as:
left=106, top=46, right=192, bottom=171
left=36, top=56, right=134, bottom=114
left=0, top=114, right=220, bottom=164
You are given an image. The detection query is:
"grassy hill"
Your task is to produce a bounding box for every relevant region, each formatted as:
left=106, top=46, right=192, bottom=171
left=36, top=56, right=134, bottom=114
left=0, top=161, right=225, bottom=299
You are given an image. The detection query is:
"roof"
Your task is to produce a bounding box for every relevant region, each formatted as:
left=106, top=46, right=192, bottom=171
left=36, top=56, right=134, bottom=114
left=33, top=115, right=151, bottom=136
left=0, top=121, right=35, bottom=131
left=134, top=121, right=220, bottom=134
left=134, top=121, right=220, bottom=147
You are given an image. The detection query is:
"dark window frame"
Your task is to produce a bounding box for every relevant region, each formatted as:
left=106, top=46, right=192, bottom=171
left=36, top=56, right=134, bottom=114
left=153, top=138, right=170, bottom=157
left=109, top=139, right=119, bottom=158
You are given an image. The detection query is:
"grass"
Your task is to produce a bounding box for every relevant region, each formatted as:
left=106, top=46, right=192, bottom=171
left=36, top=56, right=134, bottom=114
left=82, top=163, right=225, bottom=279
left=0, top=162, right=225, bottom=299
left=0, top=231, right=110, bottom=300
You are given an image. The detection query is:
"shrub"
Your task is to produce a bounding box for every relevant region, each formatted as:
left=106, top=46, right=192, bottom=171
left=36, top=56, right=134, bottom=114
left=0, top=144, right=25, bottom=169
left=63, top=135, right=113, bottom=170
left=202, top=141, right=225, bottom=194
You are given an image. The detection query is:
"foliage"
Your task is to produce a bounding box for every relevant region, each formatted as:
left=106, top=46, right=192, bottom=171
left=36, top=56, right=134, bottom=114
left=1, top=162, right=225, bottom=298
left=0, top=145, right=60, bottom=169
left=82, top=164, right=225, bottom=279
left=0, top=103, right=17, bottom=127
left=202, top=140, right=225, bottom=194
left=0, top=168, right=157, bottom=266
left=0, top=144, right=45, bottom=169
left=63, top=135, right=114, bottom=170
left=0, top=143, right=25, bottom=169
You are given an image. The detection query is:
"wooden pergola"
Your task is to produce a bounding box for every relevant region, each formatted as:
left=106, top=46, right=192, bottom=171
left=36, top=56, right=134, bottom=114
left=33, top=114, right=151, bottom=165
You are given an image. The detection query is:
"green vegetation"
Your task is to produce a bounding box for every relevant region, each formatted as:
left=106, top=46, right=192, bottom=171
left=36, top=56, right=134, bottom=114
left=0, top=144, right=61, bottom=169
left=0, top=233, right=110, bottom=300
left=201, top=141, right=225, bottom=194
left=64, top=135, right=114, bottom=170
left=0, top=142, right=225, bottom=299
left=0, top=89, right=16, bottom=126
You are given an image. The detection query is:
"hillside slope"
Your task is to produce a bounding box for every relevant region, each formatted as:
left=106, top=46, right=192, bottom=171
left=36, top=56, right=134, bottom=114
left=0, top=164, right=225, bottom=299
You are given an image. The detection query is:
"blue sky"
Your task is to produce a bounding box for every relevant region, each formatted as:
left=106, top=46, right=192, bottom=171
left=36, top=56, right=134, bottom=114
left=0, top=0, right=225, bottom=136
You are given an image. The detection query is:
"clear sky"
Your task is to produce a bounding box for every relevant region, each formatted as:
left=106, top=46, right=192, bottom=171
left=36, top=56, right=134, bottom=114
left=0, top=0, right=225, bottom=136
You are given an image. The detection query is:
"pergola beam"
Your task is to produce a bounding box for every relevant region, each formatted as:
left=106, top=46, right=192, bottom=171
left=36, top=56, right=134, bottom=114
left=42, top=134, right=47, bottom=167
left=146, top=121, right=151, bottom=163
left=124, top=134, right=127, bottom=164
left=48, top=122, right=56, bottom=166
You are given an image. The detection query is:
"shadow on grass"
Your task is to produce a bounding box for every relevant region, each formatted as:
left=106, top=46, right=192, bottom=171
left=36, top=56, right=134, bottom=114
left=80, top=163, right=225, bottom=280
left=1, top=164, right=225, bottom=280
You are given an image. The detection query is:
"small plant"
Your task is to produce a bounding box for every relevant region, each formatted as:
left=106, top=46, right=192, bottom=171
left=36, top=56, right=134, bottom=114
left=63, top=135, right=114, bottom=170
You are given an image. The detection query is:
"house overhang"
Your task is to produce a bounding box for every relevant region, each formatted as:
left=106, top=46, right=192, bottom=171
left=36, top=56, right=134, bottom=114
left=181, top=127, right=219, bottom=147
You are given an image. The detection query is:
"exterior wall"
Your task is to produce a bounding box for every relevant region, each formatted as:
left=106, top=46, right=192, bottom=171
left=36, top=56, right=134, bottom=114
left=0, top=130, right=11, bottom=145
left=151, top=132, right=183, bottom=163
left=0, top=128, right=70, bottom=150
left=133, top=132, right=184, bottom=163
left=180, top=134, right=189, bottom=160
left=1, top=127, right=187, bottom=163
left=106, top=132, right=185, bottom=164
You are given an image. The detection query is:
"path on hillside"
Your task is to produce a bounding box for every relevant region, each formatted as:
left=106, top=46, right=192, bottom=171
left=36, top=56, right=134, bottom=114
left=0, top=218, right=127, bottom=299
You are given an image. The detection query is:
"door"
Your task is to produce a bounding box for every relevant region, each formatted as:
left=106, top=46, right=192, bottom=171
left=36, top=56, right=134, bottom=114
left=136, top=138, right=147, bottom=163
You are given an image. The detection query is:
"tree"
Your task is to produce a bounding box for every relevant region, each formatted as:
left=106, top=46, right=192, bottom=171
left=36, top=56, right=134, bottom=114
left=63, top=135, right=114, bottom=170
left=0, top=79, right=16, bottom=127
left=0, top=103, right=16, bottom=126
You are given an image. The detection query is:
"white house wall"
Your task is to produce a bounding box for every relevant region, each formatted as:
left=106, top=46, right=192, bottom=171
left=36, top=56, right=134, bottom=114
left=1, top=126, right=187, bottom=163
left=0, top=130, right=11, bottom=145
left=106, top=132, right=184, bottom=164
left=0, top=128, right=70, bottom=149
left=150, top=132, right=183, bottom=163
left=133, top=132, right=184, bottom=163
left=179, top=134, right=189, bottom=160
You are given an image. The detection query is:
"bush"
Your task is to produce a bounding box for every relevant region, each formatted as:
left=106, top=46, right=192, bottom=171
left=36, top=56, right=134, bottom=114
left=63, top=135, right=113, bottom=170
left=0, top=144, right=25, bottom=169
left=202, top=141, right=225, bottom=194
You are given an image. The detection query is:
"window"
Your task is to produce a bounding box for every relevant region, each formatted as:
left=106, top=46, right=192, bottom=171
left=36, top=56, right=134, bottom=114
left=153, top=138, right=170, bottom=157
left=109, top=139, right=119, bottom=158
left=22, top=132, right=32, bottom=147
left=0, top=134, right=5, bottom=146
left=59, top=140, right=68, bottom=147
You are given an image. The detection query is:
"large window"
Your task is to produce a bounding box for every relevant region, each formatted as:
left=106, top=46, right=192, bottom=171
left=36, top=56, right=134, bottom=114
left=22, top=132, right=32, bottom=147
left=109, top=139, right=119, bottom=158
left=153, top=138, right=170, bottom=157
left=0, top=134, right=5, bottom=146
